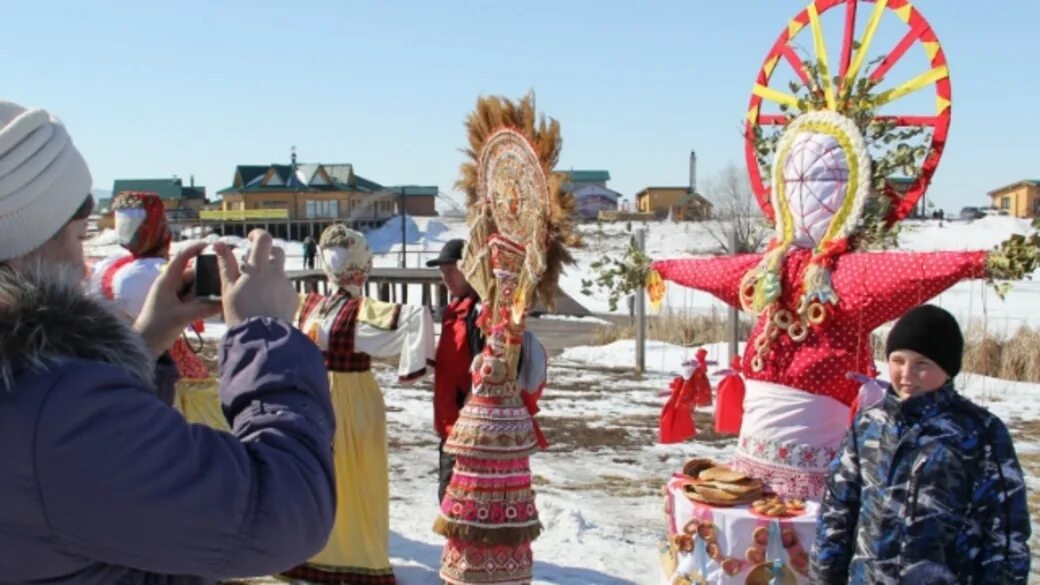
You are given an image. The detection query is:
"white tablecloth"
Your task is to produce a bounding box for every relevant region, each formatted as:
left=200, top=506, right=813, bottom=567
left=660, top=476, right=818, bottom=584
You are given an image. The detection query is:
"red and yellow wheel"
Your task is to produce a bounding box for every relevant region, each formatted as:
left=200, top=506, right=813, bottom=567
left=744, top=0, right=951, bottom=225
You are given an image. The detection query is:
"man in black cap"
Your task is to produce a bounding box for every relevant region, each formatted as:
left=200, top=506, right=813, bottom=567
left=427, top=239, right=485, bottom=501
left=812, top=305, right=1030, bottom=584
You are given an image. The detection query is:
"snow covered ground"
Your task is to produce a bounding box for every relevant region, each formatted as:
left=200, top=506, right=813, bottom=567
left=86, top=214, right=1040, bottom=583
left=243, top=337, right=1038, bottom=584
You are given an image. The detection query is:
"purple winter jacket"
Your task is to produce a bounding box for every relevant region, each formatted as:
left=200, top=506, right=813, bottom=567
left=0, top=268, right=336, bottom=584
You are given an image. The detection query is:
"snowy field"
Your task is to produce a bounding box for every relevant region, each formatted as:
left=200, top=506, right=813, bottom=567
left=85, top=214, right=1040, bottom=583
left=223, top=338, right=1040, bottom=584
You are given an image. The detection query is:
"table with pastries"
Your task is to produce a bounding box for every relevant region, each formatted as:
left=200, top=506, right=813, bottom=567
left=658, top=459, right=817, bottom=585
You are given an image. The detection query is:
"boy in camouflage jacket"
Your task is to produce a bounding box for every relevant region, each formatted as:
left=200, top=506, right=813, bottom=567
left=811, top=305, right=1031, bottom=584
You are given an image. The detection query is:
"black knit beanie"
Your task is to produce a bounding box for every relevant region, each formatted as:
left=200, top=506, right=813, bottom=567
left=885, top=305, right=963, bottom=377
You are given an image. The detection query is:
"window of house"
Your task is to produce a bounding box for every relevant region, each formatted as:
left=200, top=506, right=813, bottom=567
left=305, top=200, right=339, bottom=218
left=1001, top=197, right=1010, bottom=210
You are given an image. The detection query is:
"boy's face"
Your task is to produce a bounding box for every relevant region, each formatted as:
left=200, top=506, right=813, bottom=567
left=439, top=263, right=472, bottom=299
left=887, top=349, right=950, bottom=400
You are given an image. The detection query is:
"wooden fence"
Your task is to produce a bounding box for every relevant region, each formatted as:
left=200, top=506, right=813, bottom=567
left=288, top=267, right=449, bottom=307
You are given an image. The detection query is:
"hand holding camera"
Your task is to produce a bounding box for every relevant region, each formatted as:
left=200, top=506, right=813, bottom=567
left=134, top=229, right=297, bottom=357
left=134, top=241, right=222, bottom=358
left=214, top=230, right=298, bottom=327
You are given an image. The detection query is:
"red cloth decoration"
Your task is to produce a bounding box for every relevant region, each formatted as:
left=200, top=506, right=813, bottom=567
left=691, top=348, right=712, bottom=407
left=99, top=255, right=136, bottom=302
left=659, top=375, right=696, bottom=444
left=714, top=356, right=746, bottom=435
left=170, top=337, right=209, bottom=380
left=434, top=296, right=477, bottom=439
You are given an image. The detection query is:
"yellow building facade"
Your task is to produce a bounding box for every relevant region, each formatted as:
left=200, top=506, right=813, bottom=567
left=988, top=180, right=1040, bottom=218
left=634, top=187, right=712, bottom=221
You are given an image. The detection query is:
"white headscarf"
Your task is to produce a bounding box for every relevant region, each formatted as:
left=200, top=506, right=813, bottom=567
left=318, top=224, right=373, bottom=296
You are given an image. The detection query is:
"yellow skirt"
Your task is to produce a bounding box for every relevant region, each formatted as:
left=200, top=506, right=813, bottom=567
left=176, top=372, right=394, bottom=581
left=288, top=370, right=393, bottom=581
left=173, top=379, right=230, bottom=432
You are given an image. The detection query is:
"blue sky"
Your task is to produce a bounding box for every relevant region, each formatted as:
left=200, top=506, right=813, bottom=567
left=3, top=0, right=1036, bottom=212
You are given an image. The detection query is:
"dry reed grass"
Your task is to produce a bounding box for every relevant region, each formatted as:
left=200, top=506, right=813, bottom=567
left=592, top=308, right=753, bottom=348
left=592, top=309, right=1040, bottom=383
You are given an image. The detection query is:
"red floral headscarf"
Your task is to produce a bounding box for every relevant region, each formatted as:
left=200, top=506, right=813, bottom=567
left=112, top=191, right=171, bottom=258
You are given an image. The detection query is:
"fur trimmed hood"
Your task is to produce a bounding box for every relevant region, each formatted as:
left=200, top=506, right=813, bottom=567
left=0, top=265, right=155, bottom=390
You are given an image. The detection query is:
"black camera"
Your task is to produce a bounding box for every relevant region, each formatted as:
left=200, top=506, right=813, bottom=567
left=194, top=254, right=222, bottom=301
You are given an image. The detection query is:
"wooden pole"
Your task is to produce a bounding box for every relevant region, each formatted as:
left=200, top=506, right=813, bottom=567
left=728, top=228, right=740, bottom=363
left=635, top=228, right=647, bottom=374
left=399, top=191, right=407, bottom=268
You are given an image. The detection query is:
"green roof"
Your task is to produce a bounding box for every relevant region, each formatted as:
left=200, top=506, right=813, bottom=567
left=352, top=174, right=384, bottom=192
left=387, top=185, right=438, bottom=197
left=182, top=186, right=206, bottom=199
left=112, top=178, right=206, bottom=201
left=218, top=162, right=436, bottom=197
left=269, top=164, right=293, bottom=183
left=235, top=166, right=269, bottom=187
left=559, top=170, right=610, bottom=182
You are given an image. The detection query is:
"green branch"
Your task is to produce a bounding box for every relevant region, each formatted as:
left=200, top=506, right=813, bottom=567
left=579, top=231, right=652, bottom=312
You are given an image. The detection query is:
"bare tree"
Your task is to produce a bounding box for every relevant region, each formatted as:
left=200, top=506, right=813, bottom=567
left=702, top=164, right=770, bottom=254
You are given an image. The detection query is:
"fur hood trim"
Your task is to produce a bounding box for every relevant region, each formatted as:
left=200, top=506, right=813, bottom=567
left=0, top=265, right=155, bottom=390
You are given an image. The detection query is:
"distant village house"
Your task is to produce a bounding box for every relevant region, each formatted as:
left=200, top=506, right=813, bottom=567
left=218, top=160, right=436, bottom=220
left=211, top=156, right=437, bottom=238
left=635, top=187, right=712, bottom=221
left=107, top=156, right=438, bottom=239
left=988, top=180, right=1040, bottom=218
left=558, top=169, right=621, bottom=221
left=634, top=152, right=712, bottom=222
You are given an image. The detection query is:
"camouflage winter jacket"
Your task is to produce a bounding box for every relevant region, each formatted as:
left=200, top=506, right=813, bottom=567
left=810, top=382, right=1031, bottom=584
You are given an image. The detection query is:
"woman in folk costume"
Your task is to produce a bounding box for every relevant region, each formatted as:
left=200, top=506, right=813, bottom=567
left=283, top=223, right=435, bottom=585
left=88, top=191, right=170, bottom=319
left=434, top=93, right=580, bottom=585
left=652, top=110, right=1029, bottom=499
left=88, top=191, right=221, bottom=425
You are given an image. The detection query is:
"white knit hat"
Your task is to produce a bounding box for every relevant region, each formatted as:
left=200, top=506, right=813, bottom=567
left=0, top=100, right=92, bottom=262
